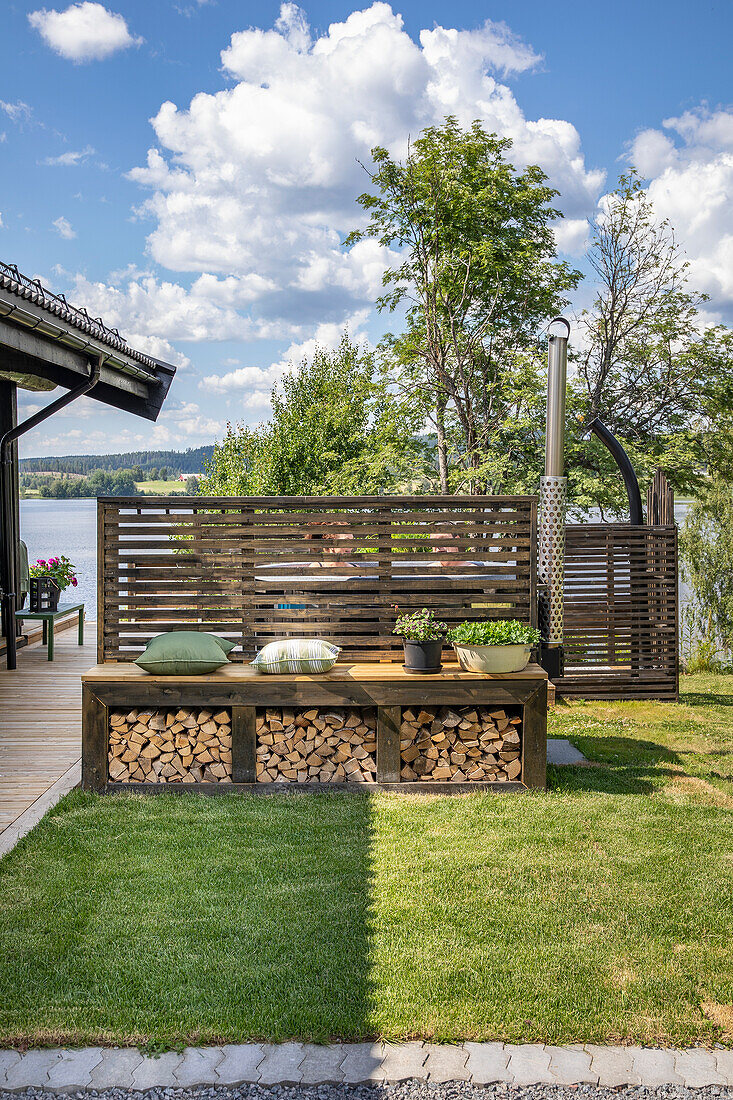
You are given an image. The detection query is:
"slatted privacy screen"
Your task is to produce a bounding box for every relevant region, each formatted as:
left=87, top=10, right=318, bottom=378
left=557, top=524, right=678, bottom=699
left=98, top=495, right=538, bottom=662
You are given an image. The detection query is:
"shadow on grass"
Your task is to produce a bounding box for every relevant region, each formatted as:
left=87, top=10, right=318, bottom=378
left=0, top=789, right=376, bottom=1045
left=547, top=736, right=686, bottom=794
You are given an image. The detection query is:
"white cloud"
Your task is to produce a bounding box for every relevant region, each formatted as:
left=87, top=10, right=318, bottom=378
left=199, top=311, right=370, bottom=406
left=52, top=215, right=75, bottom=238
left=42, top=145, right=95, bottom=166
left=0, top=100, right=33, bottom=124
left=629, top=107, right=733, bottom=313
left=128, top=1, right=601, bottom=332
left=28, top=2, right=143, bottom=62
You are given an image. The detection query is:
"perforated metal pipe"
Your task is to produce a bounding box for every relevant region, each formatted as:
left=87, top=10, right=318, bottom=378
left=538, top=319, right=569, bottom=665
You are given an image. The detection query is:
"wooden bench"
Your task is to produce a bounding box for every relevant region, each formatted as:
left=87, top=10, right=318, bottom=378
left=82, top=661, right=547, bottom=793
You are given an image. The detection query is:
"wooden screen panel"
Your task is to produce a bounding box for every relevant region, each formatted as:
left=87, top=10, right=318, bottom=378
left=99, top=495, right=537, bottom=663
left=556, top=524, right=678, bottom=699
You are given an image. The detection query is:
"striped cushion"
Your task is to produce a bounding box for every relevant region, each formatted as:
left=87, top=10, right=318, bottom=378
left=251, top=638, right=341, bottom=675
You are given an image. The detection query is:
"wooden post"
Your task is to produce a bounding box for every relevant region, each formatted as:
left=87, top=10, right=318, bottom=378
left=377, top=705, right=401, bottom=783
left=521, top=681, right=547, bottom=789
left=231, top=705, right=256, bottom=782
left=82, top=684, right=108, bottom=791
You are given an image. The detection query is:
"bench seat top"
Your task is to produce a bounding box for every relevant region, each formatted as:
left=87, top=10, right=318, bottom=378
left=82, top=660, right=547, bottom=684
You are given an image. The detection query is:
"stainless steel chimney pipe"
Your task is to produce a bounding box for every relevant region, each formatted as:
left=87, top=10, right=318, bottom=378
left=538, top=317, right=570, bottom=677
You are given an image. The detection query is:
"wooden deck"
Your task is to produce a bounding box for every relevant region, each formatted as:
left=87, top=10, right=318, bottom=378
left=0, top=628, right=93, bottom=839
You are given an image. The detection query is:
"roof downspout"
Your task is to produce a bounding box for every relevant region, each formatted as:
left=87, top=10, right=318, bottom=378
left=1, top=355, right=102, bottom=669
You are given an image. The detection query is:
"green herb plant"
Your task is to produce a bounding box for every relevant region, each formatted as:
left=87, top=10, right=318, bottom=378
left=448, top=619, right=541, bottom=646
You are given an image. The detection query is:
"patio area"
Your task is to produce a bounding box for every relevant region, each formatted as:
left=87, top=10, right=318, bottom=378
left=0, top=626, right=93, bottom=852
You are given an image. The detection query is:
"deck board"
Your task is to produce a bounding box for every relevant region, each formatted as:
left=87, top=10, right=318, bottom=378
left=0, top=630, right=93, bottom=837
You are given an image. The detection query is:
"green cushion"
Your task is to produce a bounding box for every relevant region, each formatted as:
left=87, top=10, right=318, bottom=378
left=135, top=631, right=231, bottom=675
left=251, top=638, right=341, bottom=675
left=210, top=635, right=236, bottom=655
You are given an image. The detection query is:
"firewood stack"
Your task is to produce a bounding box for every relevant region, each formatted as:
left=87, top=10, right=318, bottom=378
left=400, top=705, right=522, bottom=783
left=256, top=706, right=377, bottom=783
left=108, top=708, right=232, bottom=783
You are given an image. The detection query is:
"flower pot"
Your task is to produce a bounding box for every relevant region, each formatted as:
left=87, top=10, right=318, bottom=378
left=402, top=638, right=444, bottom=673
left=29, top=577, right=61, bottom=612
left=452, top=642, right=531, bottom=674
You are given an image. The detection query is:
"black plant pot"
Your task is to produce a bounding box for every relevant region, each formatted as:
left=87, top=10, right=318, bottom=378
left=402, top=638, right=444, bottom=674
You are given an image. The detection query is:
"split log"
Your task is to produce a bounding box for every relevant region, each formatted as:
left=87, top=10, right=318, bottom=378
left=256, top=706, right=377, bottom=783
left=108, top=708, right=232, bottom=783
left=400, top=704, right=522, bottom=783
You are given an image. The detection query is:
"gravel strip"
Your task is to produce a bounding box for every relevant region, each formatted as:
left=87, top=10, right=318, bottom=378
left=2, top=1079, right=733, bottom=1100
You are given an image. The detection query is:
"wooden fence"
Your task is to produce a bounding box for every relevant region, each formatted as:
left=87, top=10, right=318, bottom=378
left=98, top=495, right=537, bottom=663
left=556, top=523, right=678, bottom=699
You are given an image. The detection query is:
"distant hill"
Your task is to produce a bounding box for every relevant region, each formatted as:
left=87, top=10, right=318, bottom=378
left=19, top=445, right=215, bottom=476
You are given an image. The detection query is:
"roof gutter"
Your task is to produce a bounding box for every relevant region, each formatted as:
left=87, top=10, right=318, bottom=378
left=1, top=355, right=101, bottom=669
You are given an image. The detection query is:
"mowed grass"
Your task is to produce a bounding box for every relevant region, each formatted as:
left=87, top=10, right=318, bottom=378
left=0, top=674, right=732, bottom=1048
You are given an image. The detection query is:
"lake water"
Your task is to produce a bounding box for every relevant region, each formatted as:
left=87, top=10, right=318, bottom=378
left=20, top=498, right=692, bottom=623
left=21, top=498, right=98, bottom=617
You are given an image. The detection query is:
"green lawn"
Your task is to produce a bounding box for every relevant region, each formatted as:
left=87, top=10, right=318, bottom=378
left=1, top=673, right=732, bottom=1049
left=135, top=480, right=188, bottom=494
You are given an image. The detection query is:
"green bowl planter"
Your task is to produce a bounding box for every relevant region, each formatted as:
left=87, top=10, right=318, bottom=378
left=448, top=620, right=541, bottom=675
left=452, top=641, right=531, bottom=674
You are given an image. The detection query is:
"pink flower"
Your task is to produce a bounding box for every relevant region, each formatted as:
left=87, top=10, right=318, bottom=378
left=71, top=577, right=78, bottom=586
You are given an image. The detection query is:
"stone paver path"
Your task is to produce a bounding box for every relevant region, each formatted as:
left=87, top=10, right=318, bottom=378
left=1, top=1042, right=731, bottom=1092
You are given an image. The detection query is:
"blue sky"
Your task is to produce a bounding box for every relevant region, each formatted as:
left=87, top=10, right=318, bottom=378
left=2, top=0, right=732, bottom=457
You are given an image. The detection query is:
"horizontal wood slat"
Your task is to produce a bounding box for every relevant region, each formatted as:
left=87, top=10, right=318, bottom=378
left=556, top=524, right=678, bottom=700
left=98, top=495, right=538, bottom=662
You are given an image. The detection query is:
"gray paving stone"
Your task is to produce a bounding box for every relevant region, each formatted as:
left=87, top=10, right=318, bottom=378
left=463, top=1042, right=510, bottom=1083
left=380, top=1042, right=426, bottom=1082
left=0, top=1052, right=21, bottom=1088
left=506, top=1044, right=553, bottom=1085
left=131, top=1051, right=184, bottom=1089
left=547, top=739, right=587, bottom=765
left=257, top=1041, right=306, bottom=1085
left=423, top=1044, right=469, bottom=1082
left=216, top=1044, right=266, bottom=1085
left=298, top=1044, right=347, bottom=1084
left=89, top=1048, right=145, bottom=1089
left=46, top=1048, right=103, bottom=1091
left=174, top=1046, right=224, bottom=1087
left=340, top=1042, right=384, bottom=1083
left=627, top=1047, right=684, bottom=1086
left=714, top=1049, right=733, bottom=1083
left=547, top=1044, right=597, bottom=1084
left=4, top=1050, right=61, bottom=1090
left=585, top=1045, right=639, bottom=1086
left=674, top=1049, right=727, bottom=1087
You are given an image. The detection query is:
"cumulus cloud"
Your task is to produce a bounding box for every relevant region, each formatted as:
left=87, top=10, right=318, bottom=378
left=28, top=2, right=143, bottom=62
left=199, top=311, right=370, bottom=408
left=629, top=107, right=733, bottom=313
left=52, top=215, right=75, bottom=238
left=128, top=1, right=601, bottom=331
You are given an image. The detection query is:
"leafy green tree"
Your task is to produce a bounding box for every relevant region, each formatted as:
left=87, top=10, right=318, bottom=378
left=202, top=334, right=426, bottom=496
left=576, top=170, right=733, bottom=508
left=679, top=478, right=733, bottom=669
left=348, top=117, right=581, bottom=492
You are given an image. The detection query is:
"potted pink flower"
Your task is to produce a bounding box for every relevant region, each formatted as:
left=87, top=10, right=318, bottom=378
left=29, top=555, right=78, bottom=611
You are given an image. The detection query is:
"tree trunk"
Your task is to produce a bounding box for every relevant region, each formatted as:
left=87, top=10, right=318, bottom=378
left=436, top=395, right=449, bottom=493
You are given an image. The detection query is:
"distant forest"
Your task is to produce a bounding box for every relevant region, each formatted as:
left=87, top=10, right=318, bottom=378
left=19, top=445, right=214, bottom=476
